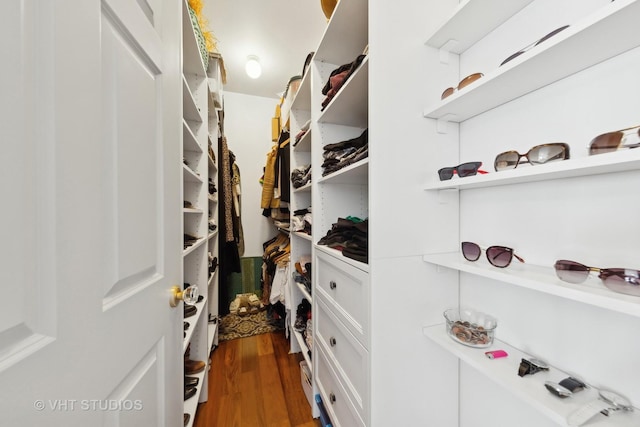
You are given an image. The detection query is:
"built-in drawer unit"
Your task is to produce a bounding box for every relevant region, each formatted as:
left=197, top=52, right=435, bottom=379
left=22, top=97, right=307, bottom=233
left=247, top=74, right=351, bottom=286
left=316, top=250, right=369, bottom=346
left=316, top=344, right=366, bottom=427
left=316, top=296, right=369, bottom=414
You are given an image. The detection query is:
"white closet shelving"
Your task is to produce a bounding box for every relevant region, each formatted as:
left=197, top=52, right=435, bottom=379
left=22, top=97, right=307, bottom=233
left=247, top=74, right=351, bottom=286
left=305, top=0, right=370, bottom=425
left=418, top=0, right=640, bottom=426
left=181, top=0, right=222, bottom=425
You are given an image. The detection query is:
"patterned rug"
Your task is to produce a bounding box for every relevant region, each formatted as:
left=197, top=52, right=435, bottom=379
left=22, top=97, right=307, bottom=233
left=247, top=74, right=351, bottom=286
left=218, top=310, right=284, bottom=341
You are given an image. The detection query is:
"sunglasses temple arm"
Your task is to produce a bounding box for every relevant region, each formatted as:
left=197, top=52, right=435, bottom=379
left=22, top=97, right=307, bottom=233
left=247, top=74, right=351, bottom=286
left=478, top=169, right=489, bottom=174
left=514, top=253, right=525, bottom=263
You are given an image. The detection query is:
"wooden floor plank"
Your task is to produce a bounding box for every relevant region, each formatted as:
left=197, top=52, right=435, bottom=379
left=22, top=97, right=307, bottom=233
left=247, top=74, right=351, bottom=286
left=193, top=331, right=320, bottom=427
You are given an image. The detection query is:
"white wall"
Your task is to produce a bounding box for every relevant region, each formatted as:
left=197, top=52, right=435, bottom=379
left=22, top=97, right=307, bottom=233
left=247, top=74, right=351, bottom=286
left=222, top=91, right=278, bottom=257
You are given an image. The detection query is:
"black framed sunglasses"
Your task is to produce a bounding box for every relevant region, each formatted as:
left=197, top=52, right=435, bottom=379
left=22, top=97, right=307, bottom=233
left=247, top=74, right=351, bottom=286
left=438, top=162, right=488, bottom=181
left=461, top=242, right=525, bottom=268
left=500, top=25, right=570, bottom=66
left=494, top=143, right=570, bottom=171
left=554, top=260, right=640, bottom=297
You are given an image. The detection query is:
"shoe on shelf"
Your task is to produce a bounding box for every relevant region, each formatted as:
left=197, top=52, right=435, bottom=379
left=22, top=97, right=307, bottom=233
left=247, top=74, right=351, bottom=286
left=184, top=384, right=197, bottom=401
left=184, top=413, right=190, bottom=426
left=184, top=305, right=197, bottom=318
left=185, top=376, right=199, bottom=387
left=184, top=359, right=205, bottom=375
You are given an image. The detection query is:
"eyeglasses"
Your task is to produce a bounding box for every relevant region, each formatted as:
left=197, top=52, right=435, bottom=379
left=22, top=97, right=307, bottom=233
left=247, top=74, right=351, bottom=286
left=554, top=260, right=640, bottom=297
left=500, top=25, right=570, bottom=67
left=461, top=242, right=525, bottom=268
left=438, top=162, right=488, bottom=181
left=494, top=143, right=570, bottom=171
left=441, top=73, right=484, bottom=100
left=588, top=125, right=640, bottom=155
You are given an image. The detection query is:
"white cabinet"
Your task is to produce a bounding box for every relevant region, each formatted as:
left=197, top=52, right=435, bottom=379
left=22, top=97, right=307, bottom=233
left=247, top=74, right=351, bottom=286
left=418, top=0, right=640, bottom=426
left=181, top=0, right=221, bottom=424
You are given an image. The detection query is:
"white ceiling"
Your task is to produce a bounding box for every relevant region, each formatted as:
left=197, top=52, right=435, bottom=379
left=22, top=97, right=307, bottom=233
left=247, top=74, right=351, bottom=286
left=202, top=0, right=329, bottom=100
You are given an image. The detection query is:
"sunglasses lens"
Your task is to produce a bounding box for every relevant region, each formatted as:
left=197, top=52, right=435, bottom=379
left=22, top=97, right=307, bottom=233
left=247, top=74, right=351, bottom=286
left=457, top=162, right=480, bottom=177
left=600, top=269, right=640, bottom=297
left=486, top=246, right=513, bottom=268
left=441, top=87, right=455, bottom=100
left=457, top=73, right=483, bottom=90
left=438, top=167, right=455, bottom=181
left=535, top=25, right=570, bottom=46
left=461, top=242, right=481, bottom=261
left=554, top=260, right=590, bottom=283
left=494, top=152, right=520, bottom=171
left=589, top=132, right=623, bottom=155
left=528, top=143, right=569, bottom=165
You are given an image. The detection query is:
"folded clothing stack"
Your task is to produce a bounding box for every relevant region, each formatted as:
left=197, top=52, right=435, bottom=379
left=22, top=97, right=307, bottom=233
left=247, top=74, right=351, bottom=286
left=322, top=129, right=368, bottom=177
left=291, top=207, right=312, bottom=235
left=318, top=216, right=368, bottom=263
left=293, top=119, right=311, bottom=147
left=321, top=54, right=367, bottom=111
left=291, top=164, right=311, bottom=188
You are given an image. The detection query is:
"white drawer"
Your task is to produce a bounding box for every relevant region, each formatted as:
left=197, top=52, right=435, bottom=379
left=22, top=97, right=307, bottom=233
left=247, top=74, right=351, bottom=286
left=316, top=344, right=366, bottom=427
left=316, top=297, right=368, bottom=414
left=316, top=250, right=369, bottom=346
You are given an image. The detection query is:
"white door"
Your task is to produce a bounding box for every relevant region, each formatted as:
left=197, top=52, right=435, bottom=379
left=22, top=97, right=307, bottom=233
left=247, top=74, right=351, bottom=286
left=0, top=0, right=183, bottom=426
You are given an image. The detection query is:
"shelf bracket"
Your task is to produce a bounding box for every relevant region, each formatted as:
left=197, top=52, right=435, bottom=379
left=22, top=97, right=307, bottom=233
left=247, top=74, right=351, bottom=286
left=439, top=39, right=459, bottom=64
left=436, top=115, right=457, bottom=134
left=437, top=188, right=458, bottom=204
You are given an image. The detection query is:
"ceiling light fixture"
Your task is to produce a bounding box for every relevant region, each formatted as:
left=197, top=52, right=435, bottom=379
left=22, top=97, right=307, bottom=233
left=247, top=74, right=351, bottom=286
left=245, top=55, right=262, bottom=79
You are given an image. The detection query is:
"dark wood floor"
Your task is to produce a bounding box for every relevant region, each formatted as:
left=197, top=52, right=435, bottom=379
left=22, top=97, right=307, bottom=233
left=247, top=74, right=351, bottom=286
left=193, top=331, right=321, bottom=427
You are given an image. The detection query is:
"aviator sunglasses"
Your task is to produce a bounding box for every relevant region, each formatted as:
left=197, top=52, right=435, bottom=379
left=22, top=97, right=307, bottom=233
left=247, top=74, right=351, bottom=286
left=462, top=242, right=525, bottom=268
left=554, top=260, right=640, bottom=297
left=494, top=143, right=570, bottom=171
left=438, top=162, right=488, bottom=181
left=500, top=25, right=569, bottom=66
left=441, top=73, right=484, bottom=100
left=588, top=125, right=640, bottom=155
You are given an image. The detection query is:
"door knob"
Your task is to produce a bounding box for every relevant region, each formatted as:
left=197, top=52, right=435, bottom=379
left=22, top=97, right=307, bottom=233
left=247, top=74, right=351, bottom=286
left=170, top=285, right=199, bottom=307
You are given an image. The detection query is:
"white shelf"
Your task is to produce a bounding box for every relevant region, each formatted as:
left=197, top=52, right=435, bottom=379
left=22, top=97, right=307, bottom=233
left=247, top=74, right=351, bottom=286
left=182, top=76, right=203, bottom=123
left=296, top=281, right=312, bottom=302
left=183, top=120, right=202, bottom=153
left=181, top=0, right=206, bottom=76
left=293, top=182, right=312, bottom=193
left=208, top=194, right=218, bottom=203
left=291, top=69, right=311, bottom=113
left=423, top=0, right=640, bottom=122
left=424, top=150, right=640, bottom=190
left=207, top=79, right=222, bottom=110
left=183, top=237, right=206, bottom=257
left=183, top=298, right=207, bottom=353
left=315, top=244, right=369, bottom=273
left=208, top=230, right=218, bottom=240
left=183, top=208, right=203, bottom=214
left=208, top=269, right=217, bottom=287
left=293, top=329, right=313, bottom=372
left=183, top=164, right=203, bottom=183
left=293, top=231, right=312, bottom=242
left=422, top=252, right=640, bottom=319
left=318, top=57, right=368, bottom=128
left=208, top=154, right=217, bottom=172
left=424, top=0, right=535, bottom=53
left=293, top=129, right=311, bottom=153
left=422, top=325, right=640, bottom=426
left=319, top=158, right=368, bottom=185
left=314, top=0, right=368, bottom=66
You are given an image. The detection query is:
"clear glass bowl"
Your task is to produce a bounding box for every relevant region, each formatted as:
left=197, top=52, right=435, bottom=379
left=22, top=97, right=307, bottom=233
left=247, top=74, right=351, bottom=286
left=443, top=308, right=497, bottom=348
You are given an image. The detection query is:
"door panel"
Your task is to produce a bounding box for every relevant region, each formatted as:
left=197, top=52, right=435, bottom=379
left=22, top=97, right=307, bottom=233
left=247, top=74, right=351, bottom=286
left=0, top=0, right=182, bottom=425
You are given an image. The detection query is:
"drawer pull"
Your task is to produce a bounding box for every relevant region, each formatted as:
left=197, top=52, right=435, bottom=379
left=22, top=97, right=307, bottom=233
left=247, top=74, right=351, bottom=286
left=329, top=337, right=337, bottom=347
left=329, top=280, right=337, bottom=290
left=329, top=392, right=336, bottom=404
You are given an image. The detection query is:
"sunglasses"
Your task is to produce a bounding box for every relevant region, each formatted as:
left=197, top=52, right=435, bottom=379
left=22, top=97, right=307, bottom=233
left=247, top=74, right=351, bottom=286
left=441, top=73, right=484, bottom=100
left=438, top=162, right=488, bottom=181
left=588, top=125, right=640, bottom=155
left=494, top=143, right=570, bottom=171
left=500, top=25, right=570, bottom=67
left=554, top=260, right=640, bottom=297
left=461, top=242, right=525, bottom=268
